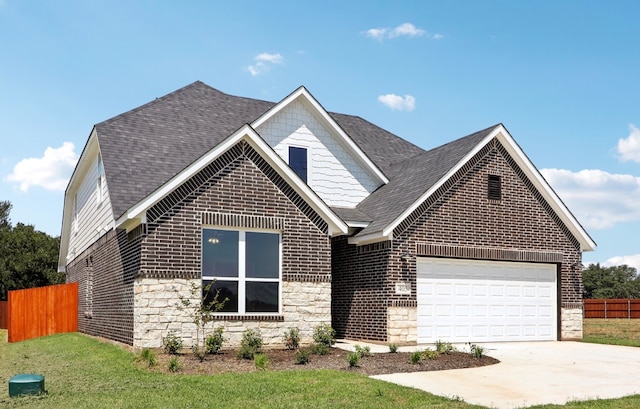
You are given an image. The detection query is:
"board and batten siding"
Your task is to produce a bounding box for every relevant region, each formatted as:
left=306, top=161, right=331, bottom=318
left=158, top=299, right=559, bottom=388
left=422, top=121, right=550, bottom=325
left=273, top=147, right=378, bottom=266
left=66, top=152, right=115, bottom=263
left=256, top=100, right=381, bottom=208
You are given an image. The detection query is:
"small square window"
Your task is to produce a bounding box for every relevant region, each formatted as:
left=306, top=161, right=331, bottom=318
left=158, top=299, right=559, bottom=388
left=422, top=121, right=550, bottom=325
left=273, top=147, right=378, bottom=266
left=488, top=174, right=501, bottom=200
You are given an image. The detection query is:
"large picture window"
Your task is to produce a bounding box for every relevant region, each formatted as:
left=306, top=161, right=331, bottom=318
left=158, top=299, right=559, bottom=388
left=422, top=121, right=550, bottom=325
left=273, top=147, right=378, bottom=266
left=202, top=228, right=281, bottom=314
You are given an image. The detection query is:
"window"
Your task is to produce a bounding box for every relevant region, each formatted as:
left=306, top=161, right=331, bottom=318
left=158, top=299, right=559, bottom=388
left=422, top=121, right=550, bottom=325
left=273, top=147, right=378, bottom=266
left=488, top=174, right=501, bottom=201
left=97, top=154, right=104, bottom=204
left=202, top=228, right=281, bottom=314
left=288, top=146, right=307, bottom=183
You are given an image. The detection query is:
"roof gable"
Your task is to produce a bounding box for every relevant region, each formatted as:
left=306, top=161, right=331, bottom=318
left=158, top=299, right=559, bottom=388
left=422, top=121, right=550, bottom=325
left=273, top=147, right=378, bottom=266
left=350, top=124, right=596, bottom=252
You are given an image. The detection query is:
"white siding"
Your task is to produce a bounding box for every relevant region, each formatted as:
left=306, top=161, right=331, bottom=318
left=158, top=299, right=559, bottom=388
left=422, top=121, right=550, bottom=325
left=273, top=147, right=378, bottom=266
left=256, top=100, right=381, bottom=208
left=66, top=153, right=115, bottom=263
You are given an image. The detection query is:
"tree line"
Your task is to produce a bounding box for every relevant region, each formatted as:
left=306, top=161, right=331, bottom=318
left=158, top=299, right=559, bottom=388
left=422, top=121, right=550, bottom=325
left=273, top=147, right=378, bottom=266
left=0, top=200, right=64, bottom=300
left=582, top=263, right=640, bottom=299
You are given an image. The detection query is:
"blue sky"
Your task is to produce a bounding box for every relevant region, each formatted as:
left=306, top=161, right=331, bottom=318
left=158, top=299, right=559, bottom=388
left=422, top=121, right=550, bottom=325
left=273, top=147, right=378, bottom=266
left=1, top=0, right=639, bottom=269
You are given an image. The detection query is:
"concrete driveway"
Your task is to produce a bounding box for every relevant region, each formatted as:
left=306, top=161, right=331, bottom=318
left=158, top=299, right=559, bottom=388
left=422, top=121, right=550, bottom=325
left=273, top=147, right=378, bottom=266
left=372, top=342, right=640, bottom=409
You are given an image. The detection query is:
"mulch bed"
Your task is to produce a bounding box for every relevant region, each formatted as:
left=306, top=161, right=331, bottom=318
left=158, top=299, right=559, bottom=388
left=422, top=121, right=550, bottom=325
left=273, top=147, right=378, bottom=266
left=146, top=347, right=500, bottom=376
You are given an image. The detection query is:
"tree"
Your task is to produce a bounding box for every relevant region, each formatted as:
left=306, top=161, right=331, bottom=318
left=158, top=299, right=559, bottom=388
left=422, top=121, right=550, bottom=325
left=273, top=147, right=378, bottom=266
left=0, top=201, right=64, bottom=300
left=583, top=263, right=640, bottom=299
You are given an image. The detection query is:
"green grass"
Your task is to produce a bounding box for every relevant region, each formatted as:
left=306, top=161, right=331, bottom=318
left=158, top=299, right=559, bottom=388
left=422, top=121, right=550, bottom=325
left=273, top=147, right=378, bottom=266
left=1, top=329, right=640, bottom=408
left=0, top=330, right=480, bottom=409
left=582, top=318, right=640, bottom=347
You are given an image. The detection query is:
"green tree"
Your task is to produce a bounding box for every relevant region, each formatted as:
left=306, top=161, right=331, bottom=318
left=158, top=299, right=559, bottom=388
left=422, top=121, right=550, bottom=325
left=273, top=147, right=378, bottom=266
left=583, top=263, right=640, bottom=299
left=0, top=201, right=63, bottom=300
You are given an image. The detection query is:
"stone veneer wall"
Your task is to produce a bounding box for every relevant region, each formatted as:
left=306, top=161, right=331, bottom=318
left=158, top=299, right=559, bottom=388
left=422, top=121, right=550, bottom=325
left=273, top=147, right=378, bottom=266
left=134, top=278, right=331, bottom=348
left=387, top=306, right=417, bottom=344
left=561, top=305, right=583, bottom=340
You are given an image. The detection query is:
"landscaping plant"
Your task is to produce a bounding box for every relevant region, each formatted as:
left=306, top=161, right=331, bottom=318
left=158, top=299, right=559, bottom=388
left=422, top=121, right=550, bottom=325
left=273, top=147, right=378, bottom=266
left=237, top=328, right=263, bottom=359
left=162, top=331, right=183, bottom=355
left=205, top=327, right=225, bottom=354
left=282, top=327, right=300, bottom=350
left=312, top=323, right=336, bottom=347
left=294, top=348, right=310, bottom=365
left=347, top=351, right=360, bottom=368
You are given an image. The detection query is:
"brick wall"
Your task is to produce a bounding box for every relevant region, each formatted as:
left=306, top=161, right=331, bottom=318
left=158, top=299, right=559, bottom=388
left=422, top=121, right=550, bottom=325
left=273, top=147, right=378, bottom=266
left=332, top=138, right=583, bottom=342
left=66, top=227, right=141, bottom=345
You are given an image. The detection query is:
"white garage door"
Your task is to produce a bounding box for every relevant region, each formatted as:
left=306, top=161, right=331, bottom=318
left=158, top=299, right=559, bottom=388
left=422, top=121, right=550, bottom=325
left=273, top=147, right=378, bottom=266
left=417, top=258, right=557, bottom=343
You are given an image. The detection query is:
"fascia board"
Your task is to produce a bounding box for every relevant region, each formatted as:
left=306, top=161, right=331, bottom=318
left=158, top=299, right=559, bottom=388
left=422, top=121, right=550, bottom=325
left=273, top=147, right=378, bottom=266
left=348, top=231, right=393, bottom=246
left=116, top=125, right=348, bottom=236
left=251, top=86, right=389, bottom=185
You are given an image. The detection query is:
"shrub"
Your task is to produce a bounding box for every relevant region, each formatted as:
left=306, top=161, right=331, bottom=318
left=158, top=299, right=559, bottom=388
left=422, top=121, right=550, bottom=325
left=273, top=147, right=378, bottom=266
left=168, top=356, right=181, bottom=372
left=205, top=327, right=225, bottom=354
left=354, top=344, right=372, bottom=358
left=192, top=344, right=206, bottom=362
left=294, top=348, right=310, bottom=365
left=283, top=327, right=300, bottom=350
left=422, top=348, right=439, bottom=360
left=469, top=343, right=484, bottom=359
left=435, top=340, right=454, bottom=354
left=139, top=348, right=157, bottom=367
left=310, top=342, right=330, bottom=355
left=409, top=350, right=422, bottom=364
left=388, top=343, right=398, bottom=353
left=313, top=323, right=336, bottom=347
left=162, top=331, right=183, bottom=355
left=347, top=351, right=360, bottom=368
left=254, top=353, right=269, bottom=370
left=237, top=328, right=263, bottom=359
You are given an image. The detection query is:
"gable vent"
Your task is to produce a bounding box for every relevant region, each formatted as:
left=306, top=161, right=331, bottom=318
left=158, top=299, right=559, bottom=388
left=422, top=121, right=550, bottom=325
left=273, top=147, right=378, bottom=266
left=488, top=174, right=501, bottom=201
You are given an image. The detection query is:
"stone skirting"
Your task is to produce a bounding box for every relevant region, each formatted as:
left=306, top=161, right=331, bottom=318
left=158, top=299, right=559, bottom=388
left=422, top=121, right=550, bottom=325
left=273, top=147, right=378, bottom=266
left=133, top=278, right=331, bottom=348
left=387, top=306, right=417, bottom=344
left=561, top=306, right=583, bottom=340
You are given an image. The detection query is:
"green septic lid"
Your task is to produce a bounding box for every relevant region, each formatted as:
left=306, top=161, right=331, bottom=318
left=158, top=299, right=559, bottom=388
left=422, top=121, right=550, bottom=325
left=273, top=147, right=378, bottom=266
left=9, top=374, right=44, bottom=383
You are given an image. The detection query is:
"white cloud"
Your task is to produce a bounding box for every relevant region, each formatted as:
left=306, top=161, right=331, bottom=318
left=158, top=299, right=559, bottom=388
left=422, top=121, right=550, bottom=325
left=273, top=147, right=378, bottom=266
left=378, top=94, right=416, bottom=111
left=5, top=142, right=78, bottom=192
left=365, top=23, right=442, bottom=40
left=246, top=52, right=283, bottom=76
left=603, top=254, right=640, bottom=271
left=616, top=124, right=640, bottom=162
left=541, top=168, right=640, bottom=230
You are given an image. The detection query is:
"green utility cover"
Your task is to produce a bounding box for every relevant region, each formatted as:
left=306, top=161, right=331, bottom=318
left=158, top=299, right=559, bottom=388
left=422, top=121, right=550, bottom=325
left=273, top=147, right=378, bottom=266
left=8, top=374, right=45, bottom=397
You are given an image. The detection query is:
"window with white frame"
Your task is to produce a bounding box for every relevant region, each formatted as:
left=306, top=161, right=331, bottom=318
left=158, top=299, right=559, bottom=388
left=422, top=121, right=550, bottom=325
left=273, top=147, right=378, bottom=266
left=97, top=153, right=104, bottom=204
left=201, top=228, right=281, bottom=314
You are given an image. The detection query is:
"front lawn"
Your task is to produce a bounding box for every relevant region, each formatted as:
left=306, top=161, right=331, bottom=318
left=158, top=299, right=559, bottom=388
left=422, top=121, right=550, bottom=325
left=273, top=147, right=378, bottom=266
left=582, top=318, right=640, bottom=347
left=0, top=330, right=480, bottom=409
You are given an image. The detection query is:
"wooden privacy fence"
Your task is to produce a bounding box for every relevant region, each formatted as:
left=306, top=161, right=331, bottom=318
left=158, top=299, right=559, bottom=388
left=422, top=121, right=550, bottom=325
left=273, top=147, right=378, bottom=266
left=7, top=282, right=78, bottom=343
left=0, top=301, right=7, bottom=329
left=584, top=299, right=640, bottom=319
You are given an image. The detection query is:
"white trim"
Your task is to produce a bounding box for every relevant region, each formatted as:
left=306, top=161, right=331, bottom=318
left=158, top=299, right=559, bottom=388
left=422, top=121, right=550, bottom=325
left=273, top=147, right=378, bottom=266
left=115, top=124, right=348, bottom=236
left=251, top=86, right=389, bottom=185
left=350, top=124, right=595, bottom=251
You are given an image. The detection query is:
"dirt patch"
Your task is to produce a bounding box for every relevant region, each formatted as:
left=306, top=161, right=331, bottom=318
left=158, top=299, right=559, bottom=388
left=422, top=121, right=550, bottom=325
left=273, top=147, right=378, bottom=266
left=145, top=347, right=499, bottom=376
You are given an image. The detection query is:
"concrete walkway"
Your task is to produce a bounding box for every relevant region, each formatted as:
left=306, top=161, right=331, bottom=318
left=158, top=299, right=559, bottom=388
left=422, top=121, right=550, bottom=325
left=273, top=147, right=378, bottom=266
left=360, top=341, right=640, bottom=409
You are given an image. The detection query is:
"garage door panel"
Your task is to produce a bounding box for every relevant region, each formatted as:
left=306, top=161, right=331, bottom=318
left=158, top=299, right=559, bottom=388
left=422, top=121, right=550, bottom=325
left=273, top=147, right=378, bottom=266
left=417, top=258, right=557, bottom=343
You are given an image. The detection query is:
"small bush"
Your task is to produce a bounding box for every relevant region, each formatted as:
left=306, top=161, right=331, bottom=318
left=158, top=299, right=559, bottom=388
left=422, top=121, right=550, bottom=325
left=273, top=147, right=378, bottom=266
left=294, top=348, right=310, bottom=365
left=354, top=344, right=372, bottom=358
left=310, top=342, right=330, bottom=355
left=139, top=348, right=157, bottom=367
left=422, top=348, right=439, bottom=360
left=409, top=350, right=422, bottom=364
left=254, top=353, right=269, bottom=370
left=168, top=356, right=181, bottom=372
left=283, top=327, right=300, bottom=350
left=469, top=343, right=484, bottom=359
left=237, top=328, right=263, bottom=359
left=388, top=343, right=398, bottom=353
left=205, top=327, right=225, bottom=354
left=435, top=340, right=454, bottom=354
left=313, top=323, right=336, bottom=347
left=192, top=344, right=206, bottom=362
left=162, top=331, right=183, bottom=355
left=347, top=352, right=360, bottom=368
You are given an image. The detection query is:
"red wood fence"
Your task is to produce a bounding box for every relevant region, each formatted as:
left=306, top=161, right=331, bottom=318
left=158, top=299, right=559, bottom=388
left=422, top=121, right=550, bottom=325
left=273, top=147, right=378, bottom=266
left=584, top=299, right=640, bottom=319
left=7, top=282, right=78, bottom=343
left=0, top=301, right=7, bottom=329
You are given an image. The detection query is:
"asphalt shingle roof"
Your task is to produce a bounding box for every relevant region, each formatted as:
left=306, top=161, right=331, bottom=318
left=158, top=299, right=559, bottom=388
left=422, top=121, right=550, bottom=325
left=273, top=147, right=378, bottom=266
left=96, top=80, right=496, bottom=238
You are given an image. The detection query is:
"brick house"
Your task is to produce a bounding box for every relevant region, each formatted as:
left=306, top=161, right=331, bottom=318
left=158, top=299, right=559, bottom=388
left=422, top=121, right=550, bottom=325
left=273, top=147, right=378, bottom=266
left=58, top=81, right=595, bottom=348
